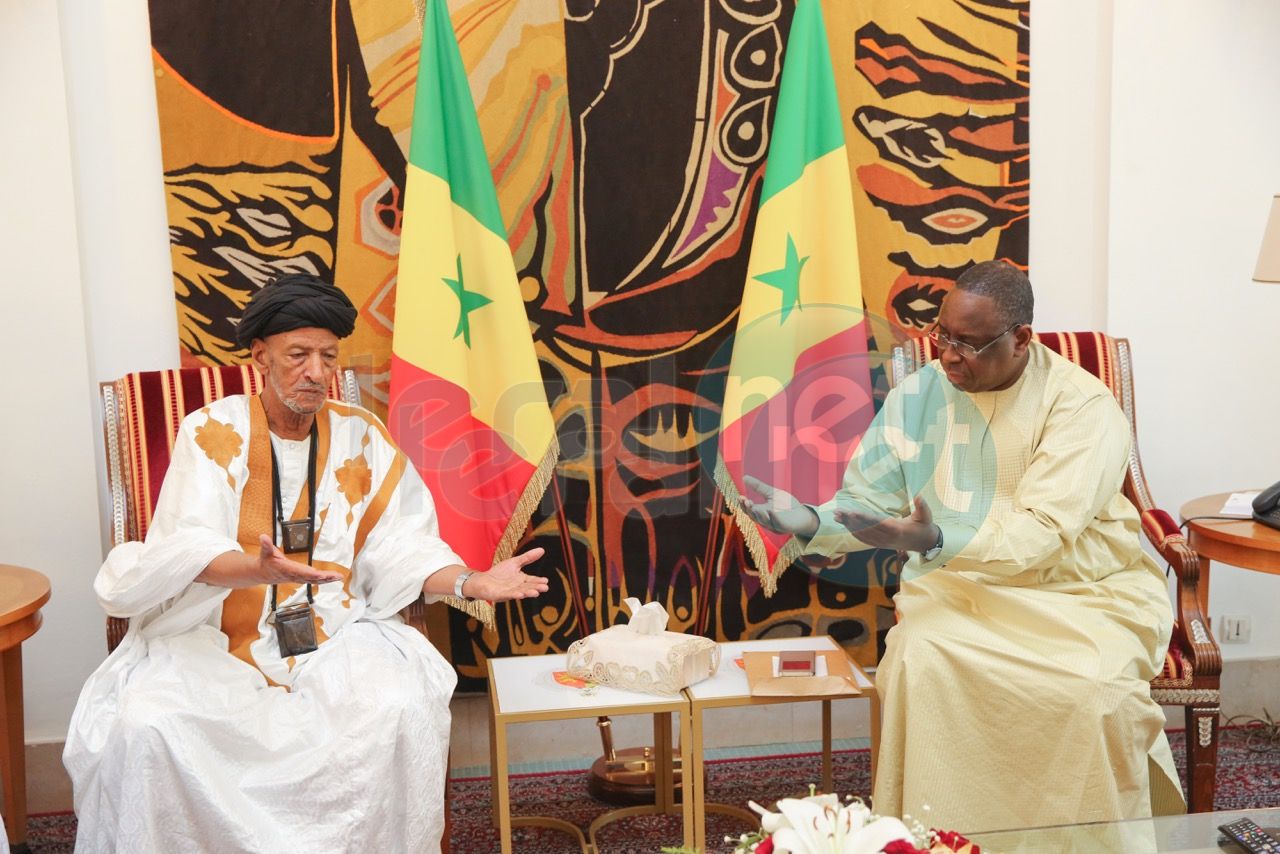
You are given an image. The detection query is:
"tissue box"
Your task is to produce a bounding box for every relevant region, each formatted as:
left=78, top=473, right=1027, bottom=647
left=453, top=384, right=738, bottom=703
left=565, top=598, right=720, bottom=695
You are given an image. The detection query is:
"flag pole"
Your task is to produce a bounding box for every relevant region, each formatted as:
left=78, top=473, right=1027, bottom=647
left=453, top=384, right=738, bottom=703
left=694, top=491, right=724, bottom=636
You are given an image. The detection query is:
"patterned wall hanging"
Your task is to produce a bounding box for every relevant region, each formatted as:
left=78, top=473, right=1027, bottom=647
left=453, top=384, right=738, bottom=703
left=151, top=0, right=1028, bottom=689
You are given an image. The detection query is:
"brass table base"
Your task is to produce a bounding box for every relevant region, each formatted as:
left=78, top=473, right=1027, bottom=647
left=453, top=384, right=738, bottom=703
left=588, top=747, right=685, bottom=806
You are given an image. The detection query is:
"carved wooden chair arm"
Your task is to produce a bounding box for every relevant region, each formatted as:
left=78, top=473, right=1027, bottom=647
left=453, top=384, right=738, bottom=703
left=1135, top=507, right=1222, bottom=677
left=401, top=594, right=430, bottom=636
left=1163, top=539, right=1223, bottom=678
left=106, top=616, right=129, bottom=653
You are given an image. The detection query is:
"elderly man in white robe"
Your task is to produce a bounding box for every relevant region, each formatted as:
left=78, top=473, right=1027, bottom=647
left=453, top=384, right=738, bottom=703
left=740, top=261, right=1184, bottom=832
left=65, top=274, right=549, bottom=852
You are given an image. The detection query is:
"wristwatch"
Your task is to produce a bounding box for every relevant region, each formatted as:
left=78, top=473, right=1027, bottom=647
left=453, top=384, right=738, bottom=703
left=920, top=527, right=944, bottom=562
left=454, top=570, right=476, bottom=600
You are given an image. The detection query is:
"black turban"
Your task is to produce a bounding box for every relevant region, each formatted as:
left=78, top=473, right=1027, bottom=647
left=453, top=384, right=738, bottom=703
left=235, top=274, right=358, bottom=348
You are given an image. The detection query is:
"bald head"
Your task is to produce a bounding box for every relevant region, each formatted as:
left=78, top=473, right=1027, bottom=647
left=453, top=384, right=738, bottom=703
left=954, top=261, right=1034, bottom=328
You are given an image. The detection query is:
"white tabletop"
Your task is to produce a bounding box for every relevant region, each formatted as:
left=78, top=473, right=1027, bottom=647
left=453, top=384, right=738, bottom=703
left=686, top=636, right=874, bottom=701
left=490, top=653, right=686, bottom=717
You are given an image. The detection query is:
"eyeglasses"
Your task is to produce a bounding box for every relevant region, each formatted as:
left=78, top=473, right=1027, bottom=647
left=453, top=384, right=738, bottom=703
left=927, top=323, right=1020, bottom=360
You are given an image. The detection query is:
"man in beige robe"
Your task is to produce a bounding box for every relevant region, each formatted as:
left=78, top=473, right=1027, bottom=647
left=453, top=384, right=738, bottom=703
left=740, top=261, right=1184, bottom=832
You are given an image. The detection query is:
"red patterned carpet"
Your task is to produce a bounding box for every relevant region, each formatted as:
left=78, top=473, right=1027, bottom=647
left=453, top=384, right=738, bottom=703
left=24, top=728, right=1280, bottom=853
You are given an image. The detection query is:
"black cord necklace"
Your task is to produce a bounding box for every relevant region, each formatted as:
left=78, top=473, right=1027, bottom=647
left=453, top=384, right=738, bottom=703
left=269, top=419, right=318, bottom=609
left=267, top=420, right=321, bottom=656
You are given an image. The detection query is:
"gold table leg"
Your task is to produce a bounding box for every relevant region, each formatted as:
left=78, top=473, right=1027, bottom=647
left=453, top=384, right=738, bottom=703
left=691, top=705, right=706, bottom=851
left=822, top=699, right=833, bottom=793
left=653, top=712, right=672, bottom=814
left=680, top=705, right=694, bottom=850
left=491, top=714, right=512, bottom=854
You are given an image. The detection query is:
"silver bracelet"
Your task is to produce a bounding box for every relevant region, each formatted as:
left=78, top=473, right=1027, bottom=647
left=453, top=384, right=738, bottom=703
left=454, top=570, right=476, bottom=601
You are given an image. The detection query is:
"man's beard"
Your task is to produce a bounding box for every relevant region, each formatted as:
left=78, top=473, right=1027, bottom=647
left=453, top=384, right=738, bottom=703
left=270, top=373, right=326, bottom=415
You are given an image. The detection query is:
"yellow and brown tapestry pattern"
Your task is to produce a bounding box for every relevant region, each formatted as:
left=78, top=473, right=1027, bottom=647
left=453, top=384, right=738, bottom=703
left=151, top=0, right=1028, bottom=687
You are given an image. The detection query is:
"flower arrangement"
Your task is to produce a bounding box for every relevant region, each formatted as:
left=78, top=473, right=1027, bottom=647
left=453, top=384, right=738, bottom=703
left=661, top=788, right=979, bottom=854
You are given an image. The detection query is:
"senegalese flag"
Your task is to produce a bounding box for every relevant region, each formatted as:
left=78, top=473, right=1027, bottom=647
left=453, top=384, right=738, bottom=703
left=715, top=0, right=875, bottom=596
left=389, top=0, right=558, bottom=626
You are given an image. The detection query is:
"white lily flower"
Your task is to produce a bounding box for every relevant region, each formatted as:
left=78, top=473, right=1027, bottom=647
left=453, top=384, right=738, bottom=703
left=845, top=816, right=915, bottom=854
left=741, top=792, right=925, bottom=854
left=842, top=800, right=873, bottom=833
left=771, top=797, right=835, bottom=852
left=749, top=800, right=789, bottom=835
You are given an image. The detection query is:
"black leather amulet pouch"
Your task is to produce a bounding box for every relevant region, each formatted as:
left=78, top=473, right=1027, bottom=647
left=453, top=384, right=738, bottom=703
left=274, top=602, right=319, bottom=656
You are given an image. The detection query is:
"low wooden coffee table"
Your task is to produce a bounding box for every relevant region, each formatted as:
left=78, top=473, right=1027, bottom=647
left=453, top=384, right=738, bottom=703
left=0, top=565, right=51, bottom=852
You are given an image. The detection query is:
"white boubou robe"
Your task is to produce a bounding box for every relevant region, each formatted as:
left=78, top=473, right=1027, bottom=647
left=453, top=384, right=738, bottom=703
left=64, top=395, right=463, bottom=853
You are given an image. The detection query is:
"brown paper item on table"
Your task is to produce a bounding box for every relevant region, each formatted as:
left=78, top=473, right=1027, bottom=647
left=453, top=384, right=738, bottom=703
left=743, top=650, right=862, bottom=698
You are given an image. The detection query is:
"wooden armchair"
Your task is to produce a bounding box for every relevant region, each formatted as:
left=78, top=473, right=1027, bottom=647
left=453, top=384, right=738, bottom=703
left=889, top=331, right=1222, bottom=812
left=99, top=365, right=450, bottom=847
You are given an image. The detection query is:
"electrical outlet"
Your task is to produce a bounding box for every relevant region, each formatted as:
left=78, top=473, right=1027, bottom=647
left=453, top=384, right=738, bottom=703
left=1221, top=616, right=1252, bottom=644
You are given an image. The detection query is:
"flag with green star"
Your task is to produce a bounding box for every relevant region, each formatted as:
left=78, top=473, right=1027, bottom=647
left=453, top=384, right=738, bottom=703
left=388, top=0, right=558, bottom=626
left=715, top=0, right=874, bottom=596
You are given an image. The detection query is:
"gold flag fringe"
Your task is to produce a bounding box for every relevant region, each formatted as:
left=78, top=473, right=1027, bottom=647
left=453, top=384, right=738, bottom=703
left=495, top=435, right=560, bottom=567
left=713, top=456, right=802, bottom=598
left=441, top=594, right=493, bottom=627
left=445, top=437, right=561, bottom=630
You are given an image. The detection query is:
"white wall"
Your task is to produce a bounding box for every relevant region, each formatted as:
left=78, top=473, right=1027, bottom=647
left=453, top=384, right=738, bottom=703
left=60, top=0, right=178, bottom=383
left=0, top=0, right=175, bottom=743
left=60, top=0, right=181, bottom=554
left=4, top=0, right=1279, bottom=746
left=1109, top=0, right=1280, bottom=660
left=0, top=0, right=114, bottom=742
left=1028, top=0, right=1113, bottom=332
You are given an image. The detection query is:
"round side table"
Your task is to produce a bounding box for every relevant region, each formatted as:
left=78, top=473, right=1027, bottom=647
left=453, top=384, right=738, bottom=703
left=0, top=565, right=51, bottom=853
left=1179, top=492, right=1280, bottom=619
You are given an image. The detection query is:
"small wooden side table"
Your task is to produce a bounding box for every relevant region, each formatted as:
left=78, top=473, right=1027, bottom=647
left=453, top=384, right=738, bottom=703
left=683, top=636, right=878, bottom=851
left=487, top=652, right=693, bottom=853
left=0, top=565, right=50, bottom=852
left=1180, top=492, right=1280, bottom=619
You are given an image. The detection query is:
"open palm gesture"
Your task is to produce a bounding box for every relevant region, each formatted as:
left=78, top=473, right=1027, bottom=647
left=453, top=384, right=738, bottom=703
left=464, top=547, right=549, bottom=602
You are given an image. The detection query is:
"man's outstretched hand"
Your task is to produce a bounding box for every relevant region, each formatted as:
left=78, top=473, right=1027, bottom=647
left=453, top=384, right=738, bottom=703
left=462, top=547, right=550, bottom=603
left=833, top=496, right=939, bottom=553
left=737, top=475, right=820, bottom=538
left=197, top=535, right=345, bottom=589
left=253, top=535, right=344, bottom=585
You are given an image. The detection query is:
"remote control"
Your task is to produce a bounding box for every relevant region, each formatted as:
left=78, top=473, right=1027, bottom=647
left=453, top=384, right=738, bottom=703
left=1219, top=818, right=1280, bottom=853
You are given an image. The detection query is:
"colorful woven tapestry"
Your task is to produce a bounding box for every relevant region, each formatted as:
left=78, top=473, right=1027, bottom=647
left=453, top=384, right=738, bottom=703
left=388, top=0, right=558, bottom=627
left=831, top=0, right=1031, bottom=337
left=149, top=0, right=422, bottom=397
left=152, top=0, right=1029, bottom=686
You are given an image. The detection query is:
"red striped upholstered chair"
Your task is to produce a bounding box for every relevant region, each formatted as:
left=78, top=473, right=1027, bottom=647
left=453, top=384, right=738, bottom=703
left=889, top=332, right=1222, bottom=813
